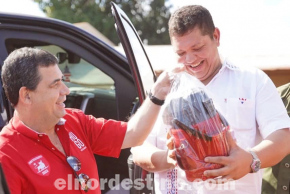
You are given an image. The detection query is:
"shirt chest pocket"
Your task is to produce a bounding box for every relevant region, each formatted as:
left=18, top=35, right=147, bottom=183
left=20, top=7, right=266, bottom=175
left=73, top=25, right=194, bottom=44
left=225, top=98, right=255, bottom=130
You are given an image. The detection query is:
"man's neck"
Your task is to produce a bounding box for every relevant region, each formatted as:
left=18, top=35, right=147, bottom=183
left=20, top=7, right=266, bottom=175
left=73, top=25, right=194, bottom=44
left=202, top=60, right=222, bottom=85
left=15, top=110, right=66, bottom=155
left=15, top=110, right=57, bottom=134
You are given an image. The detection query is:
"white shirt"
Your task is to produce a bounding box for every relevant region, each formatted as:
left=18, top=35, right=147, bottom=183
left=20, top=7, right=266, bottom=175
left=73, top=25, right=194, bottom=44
left=144, top=60, right=290, bottom=194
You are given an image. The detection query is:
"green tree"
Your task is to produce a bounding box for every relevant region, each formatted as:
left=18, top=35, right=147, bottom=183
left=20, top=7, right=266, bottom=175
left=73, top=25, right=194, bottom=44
left=34, top=0, right=172, bottom=45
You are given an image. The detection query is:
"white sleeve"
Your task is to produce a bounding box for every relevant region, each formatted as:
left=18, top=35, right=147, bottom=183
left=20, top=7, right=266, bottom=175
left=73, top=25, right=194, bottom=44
left=255, top=70, right=290, bottom=138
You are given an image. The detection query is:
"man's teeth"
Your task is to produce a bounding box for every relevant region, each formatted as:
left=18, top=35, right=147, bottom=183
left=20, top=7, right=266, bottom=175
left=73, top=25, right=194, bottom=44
left=190, top=62, right=201, bottom=68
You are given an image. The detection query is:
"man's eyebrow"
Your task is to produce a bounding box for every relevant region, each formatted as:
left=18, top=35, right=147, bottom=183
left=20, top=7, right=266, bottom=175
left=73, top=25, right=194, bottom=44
left=191, top=42, right=202, bottom=49
left=176, top=43, right=202, bottom=53
left=49, top=77, right=63, bottom=86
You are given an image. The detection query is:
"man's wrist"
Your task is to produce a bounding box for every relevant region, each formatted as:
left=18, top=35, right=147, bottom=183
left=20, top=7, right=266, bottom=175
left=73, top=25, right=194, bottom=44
left=248, top=150, right=261, bottom=173
left=148, top=90, right=165, bottom=106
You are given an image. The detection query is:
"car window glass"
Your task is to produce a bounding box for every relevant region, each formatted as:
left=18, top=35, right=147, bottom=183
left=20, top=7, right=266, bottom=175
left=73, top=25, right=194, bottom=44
left=111, top=3, right=155, bottom=100
left=0, top=88, right=8, bottom=129
left=36, top=45, right=117, bottom=117
left=37, top=45, right=114, bottom=89
left=120, top=20, right=155, bottom=95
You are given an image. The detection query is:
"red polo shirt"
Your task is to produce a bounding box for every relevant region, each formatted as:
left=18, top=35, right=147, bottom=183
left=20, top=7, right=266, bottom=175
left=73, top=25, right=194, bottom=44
left=0, top=108, right=127, bottom=194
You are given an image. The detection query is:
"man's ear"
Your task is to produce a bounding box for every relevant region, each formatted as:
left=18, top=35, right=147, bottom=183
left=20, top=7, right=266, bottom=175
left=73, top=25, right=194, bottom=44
left=19, top=87, right=32, bottom=104
left=213, top=27, right=220, bottom=46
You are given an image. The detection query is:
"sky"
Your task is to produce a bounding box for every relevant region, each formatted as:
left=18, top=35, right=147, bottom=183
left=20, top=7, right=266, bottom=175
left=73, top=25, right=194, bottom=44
left=0, top=0, right=45, bottom=17
left=1, top=0, right=290, bottom=68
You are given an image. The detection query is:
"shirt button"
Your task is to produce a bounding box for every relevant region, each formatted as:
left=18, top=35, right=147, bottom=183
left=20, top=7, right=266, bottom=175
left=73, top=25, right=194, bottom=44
left=52, top=147, right=55, bottom=150
left=56, top=128, right=59, bottom=131
left=38, top=134, right=43, bottom=137
left=37, top=139, right=40, bottom=142
left=282, top=185, right=288, bottom=191
left=285, top=163, right=289, bottom=168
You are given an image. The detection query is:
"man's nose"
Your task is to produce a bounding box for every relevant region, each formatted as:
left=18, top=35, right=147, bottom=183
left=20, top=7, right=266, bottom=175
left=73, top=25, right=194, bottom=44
left=185, top=52, right=197, bottom=64
left=61, top=82, right=70, bottom=96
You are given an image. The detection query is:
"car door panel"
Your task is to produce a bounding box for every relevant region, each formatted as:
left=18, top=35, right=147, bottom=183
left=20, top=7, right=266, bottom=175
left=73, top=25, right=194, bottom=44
left=111, top=3, right=159, bottom=194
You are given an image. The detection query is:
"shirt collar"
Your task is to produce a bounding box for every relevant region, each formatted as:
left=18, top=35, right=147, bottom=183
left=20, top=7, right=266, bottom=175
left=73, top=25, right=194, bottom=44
left=11, top=113, right=66, bottom=140
left=57, top=118, right=66, bottom=125
left=223, top=58, right=239, bottom=70
left=215, top=59, right=238, bottom=76
left=206, top=59, right=238, bottom=86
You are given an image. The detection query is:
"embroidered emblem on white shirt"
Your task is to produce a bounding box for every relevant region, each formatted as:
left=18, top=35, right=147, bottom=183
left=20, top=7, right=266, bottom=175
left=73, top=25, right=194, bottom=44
left=28, top=155, right=50, bottom=176
left=225, top=62, right=238, bottom=69
left=69, top=132, right=87, bottom=151
left=239, top=98, right=247, bottom=104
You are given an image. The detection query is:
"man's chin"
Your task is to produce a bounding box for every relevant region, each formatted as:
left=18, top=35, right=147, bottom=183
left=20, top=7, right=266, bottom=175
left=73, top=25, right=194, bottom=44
left=185, top=69, right=198, bottom=78
left=57, top=109, right=67, bottom=119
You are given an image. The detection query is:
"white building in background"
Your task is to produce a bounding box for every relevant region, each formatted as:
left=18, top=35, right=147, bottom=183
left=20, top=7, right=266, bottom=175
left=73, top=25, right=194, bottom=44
left=114, top=44, right=290, bottom=87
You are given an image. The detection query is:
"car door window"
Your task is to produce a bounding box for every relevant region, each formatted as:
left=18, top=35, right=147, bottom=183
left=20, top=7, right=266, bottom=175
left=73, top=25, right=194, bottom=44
left=35, top=45, right=117, bottom=119
left=0, top=86, right=8, bottom=129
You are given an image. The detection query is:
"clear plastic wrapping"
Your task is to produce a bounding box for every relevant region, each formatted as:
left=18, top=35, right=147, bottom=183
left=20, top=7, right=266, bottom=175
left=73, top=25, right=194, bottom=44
left=162, top=72, right=230, bottom=181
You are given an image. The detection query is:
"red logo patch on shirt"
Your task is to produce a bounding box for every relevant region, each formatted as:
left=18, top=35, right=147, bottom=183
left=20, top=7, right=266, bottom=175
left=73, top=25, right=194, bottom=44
left=28, top=155, right=50, bottom=176
left=69, top=132, right=87, bottom=151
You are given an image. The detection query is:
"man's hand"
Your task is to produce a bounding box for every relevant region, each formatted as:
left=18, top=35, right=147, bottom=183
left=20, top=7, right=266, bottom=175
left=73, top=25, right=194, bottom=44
left=166, top=131, right=177, bottom=168
left=123, top=66, right=185, bottom=149
left=203, top=131, right=252, bottom=180
left=132, top=141, right=177, bottom=172
left=165, top=149, right=177, bottom=169
left=151, top=66, right=185, bottom=100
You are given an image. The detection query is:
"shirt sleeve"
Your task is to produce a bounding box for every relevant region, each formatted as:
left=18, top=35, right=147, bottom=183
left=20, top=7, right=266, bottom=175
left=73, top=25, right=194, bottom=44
left=255, top=70, right=290, bottom=138
left=71, top=109, right=127, bottom=158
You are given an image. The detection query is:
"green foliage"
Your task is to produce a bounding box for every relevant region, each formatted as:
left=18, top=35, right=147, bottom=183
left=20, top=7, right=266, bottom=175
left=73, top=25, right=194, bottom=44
left=34, top=0, right=172, bottom=45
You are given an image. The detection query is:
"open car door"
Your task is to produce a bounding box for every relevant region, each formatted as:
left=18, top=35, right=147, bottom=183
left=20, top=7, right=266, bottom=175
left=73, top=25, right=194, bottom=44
left=111, top=2, right=156, bottom=103
left=111, top=2, right=156, bottom=194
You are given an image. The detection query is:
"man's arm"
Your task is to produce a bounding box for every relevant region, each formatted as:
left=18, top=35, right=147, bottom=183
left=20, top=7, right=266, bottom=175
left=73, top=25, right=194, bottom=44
left=121, top=67, right=183, bottom=149
left=203, top=128, right=290, bottom=180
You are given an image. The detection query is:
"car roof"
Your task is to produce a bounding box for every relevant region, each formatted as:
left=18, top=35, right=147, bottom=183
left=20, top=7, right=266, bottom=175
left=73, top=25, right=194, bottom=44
left=0, top=12, right=129, bottom=71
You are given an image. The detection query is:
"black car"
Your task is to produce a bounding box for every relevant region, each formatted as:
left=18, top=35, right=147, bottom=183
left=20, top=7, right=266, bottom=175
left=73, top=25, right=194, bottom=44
left=0, top=2, right=155, bottom=194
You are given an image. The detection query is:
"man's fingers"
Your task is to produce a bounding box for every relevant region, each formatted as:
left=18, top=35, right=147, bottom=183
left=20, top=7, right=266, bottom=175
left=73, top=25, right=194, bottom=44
left=166, top=131, right=172, bottom=139
left=167, top=150, right=177, bottom=168
left=166, top=131, right=175, bottom=150
left=168, top=149, right=176, bottom=159
left=166, top=137, right=174, bottom=150
left=203, top=166, right=229, bottom=178
left=203, top=156, right=233, bottom=178
left=204, top=156, right=228, bottom=165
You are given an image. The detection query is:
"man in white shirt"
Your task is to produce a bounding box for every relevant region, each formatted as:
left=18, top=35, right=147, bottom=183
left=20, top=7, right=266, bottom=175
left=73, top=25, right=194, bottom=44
left=131, top=5, right=290, bottom=194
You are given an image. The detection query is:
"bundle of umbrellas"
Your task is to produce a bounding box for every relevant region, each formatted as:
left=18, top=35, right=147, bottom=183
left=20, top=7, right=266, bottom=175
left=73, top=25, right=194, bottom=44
left=163, top=89, right=229, bottom=181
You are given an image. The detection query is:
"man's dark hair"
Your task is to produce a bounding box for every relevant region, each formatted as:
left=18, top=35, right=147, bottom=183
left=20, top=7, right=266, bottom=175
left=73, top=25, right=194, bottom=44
left=168, top=5, right=215, bottom=39
left=1, top=47, right=58, bottom=107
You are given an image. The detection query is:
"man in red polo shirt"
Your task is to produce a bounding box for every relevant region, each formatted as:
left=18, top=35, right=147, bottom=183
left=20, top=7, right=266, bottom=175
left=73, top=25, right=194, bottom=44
left=0, top=47, right=180, bottom=193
